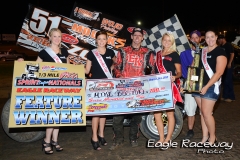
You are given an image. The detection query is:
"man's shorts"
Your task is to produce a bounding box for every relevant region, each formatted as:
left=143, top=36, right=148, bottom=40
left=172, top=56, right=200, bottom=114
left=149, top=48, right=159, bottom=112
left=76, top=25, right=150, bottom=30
left=182, top=79, right=197, bottom=116
left=184, top=93, right=197, bottom=116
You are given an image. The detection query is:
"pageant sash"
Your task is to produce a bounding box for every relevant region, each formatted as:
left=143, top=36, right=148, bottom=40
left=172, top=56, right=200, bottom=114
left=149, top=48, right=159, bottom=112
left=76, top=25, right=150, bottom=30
left=92, top=49, right=113, bottom=78
left=202, top=47, right=221, bottom=94
left=45, top=47, right=63, bottom=63
left=156, top=51, right=183, bottom=104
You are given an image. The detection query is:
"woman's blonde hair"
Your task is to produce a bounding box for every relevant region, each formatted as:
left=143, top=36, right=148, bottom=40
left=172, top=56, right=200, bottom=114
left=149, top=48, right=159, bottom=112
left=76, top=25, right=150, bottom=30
left=48, top=28, right=62, bottom=54
left=161, top=31, right=177, bottom=52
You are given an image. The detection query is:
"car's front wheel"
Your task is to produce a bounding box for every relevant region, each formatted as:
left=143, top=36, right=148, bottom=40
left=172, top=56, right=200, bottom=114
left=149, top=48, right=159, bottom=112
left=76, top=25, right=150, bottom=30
left=1, top=98, right=45, bottom=142
left=140, top=105, right=183, bottom=141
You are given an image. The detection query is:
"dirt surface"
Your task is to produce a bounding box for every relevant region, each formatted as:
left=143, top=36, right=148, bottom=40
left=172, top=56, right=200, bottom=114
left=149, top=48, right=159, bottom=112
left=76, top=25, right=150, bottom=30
left=0, top=60, right=240, bottom=160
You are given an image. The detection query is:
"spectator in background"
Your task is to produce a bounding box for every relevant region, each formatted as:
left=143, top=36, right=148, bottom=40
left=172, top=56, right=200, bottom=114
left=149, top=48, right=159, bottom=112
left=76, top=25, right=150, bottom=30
left=180, top=30, right=201, bottom=140
left=217, top=34, right=235, bottom=102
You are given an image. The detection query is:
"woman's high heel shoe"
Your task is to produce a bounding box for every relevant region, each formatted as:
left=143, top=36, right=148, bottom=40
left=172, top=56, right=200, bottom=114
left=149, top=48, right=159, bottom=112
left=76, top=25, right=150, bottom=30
left=51, top=140, right=63, bottom=152
left=209, top=137, right=218, bottom=146
left=91, top=138, right=101, bottom=150
left=200, top=136, right=209, bottom=144
left=42, top=139, right=53, bottom=154
left=98, top=135, right=107, bottom=146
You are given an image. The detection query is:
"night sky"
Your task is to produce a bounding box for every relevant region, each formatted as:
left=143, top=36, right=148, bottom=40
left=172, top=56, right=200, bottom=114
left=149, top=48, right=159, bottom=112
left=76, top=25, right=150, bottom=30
left=1, top=0, right=240, bottom=37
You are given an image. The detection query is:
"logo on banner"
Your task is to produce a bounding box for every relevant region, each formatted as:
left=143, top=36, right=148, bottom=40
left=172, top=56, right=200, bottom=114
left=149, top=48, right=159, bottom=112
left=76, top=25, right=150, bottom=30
left=101, top=18, right=124, bottom=35
left=87, top=103, right=109, bottom=112
left=73, top=7, right=101, bottom=21
left=21, top=63, right=40, bottom=80
left=116, top=80, right=144, bottom=88
left=126, top=98, right=170, bottom=109
left=42, top=66, right=67, bottom=71
left=16, top=62, right=82, bottom=87
left=126, top=100, right=141, bottom=108
left=89, top=81, right=114, bottom=91
left=70, top=23, right=126, bottom=49
left=61, top=33, right=79, bottom=44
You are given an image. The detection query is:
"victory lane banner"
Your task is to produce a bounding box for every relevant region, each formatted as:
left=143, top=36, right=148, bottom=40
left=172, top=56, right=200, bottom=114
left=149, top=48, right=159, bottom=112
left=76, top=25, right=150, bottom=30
left=9, top=61, right=86, bottom=128
left=85, top=73, right=174, bottom=116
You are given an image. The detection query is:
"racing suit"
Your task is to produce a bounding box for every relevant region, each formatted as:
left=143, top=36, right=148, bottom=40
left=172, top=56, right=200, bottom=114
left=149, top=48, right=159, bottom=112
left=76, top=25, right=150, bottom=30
left=113, top=45, right=155, bottom=143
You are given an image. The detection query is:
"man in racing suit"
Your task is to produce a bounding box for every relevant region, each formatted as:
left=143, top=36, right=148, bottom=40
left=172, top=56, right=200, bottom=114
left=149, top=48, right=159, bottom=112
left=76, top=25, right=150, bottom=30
left=109, top=27, right=155, bottom=150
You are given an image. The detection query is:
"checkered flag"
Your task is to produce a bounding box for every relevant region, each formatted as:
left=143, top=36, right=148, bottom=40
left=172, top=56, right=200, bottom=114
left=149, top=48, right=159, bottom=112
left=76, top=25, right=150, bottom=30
left=142, top=14, right=191, bottom=53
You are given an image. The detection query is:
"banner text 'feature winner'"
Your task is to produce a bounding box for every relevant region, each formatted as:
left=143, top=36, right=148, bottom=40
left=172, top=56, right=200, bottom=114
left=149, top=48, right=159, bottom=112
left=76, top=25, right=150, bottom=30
left=9, top=61, right=86, bottom=128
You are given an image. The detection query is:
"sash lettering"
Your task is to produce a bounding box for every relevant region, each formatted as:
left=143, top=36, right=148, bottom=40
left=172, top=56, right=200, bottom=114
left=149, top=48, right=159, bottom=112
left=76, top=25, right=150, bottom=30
left=92, top=49, right=112, bottom=78
left=45, top=47, right=63, bottom=63
left=201, top=47, right=221, bottom=94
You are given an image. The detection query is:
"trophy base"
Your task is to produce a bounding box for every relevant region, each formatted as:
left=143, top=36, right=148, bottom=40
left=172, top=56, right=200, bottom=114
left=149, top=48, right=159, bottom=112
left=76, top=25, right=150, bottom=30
left=184, top=67, right=204, bottom=93
left=183, top=89, right=201, bottom=93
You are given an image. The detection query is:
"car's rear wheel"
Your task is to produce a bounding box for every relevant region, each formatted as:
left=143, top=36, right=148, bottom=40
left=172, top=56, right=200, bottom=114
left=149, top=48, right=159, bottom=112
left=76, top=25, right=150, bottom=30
left=140, top=105, right=183, bottom=141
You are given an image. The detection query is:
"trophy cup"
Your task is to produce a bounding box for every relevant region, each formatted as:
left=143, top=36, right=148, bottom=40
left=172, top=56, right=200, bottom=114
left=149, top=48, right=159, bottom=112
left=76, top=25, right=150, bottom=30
left=184, top=41, right=205, bottom=93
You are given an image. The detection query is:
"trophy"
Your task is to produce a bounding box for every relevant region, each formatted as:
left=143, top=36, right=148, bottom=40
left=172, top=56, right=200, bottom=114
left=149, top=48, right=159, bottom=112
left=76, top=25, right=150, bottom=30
left=184, top=41, right=205, bottom=93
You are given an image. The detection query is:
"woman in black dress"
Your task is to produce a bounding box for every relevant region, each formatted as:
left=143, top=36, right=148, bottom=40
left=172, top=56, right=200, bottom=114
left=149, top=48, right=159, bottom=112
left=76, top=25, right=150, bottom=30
left=154, top=31, right=182, bottom=143
left=18, top=28, right=68, bottom=154
left=85, top=30, right=116, bottom=150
